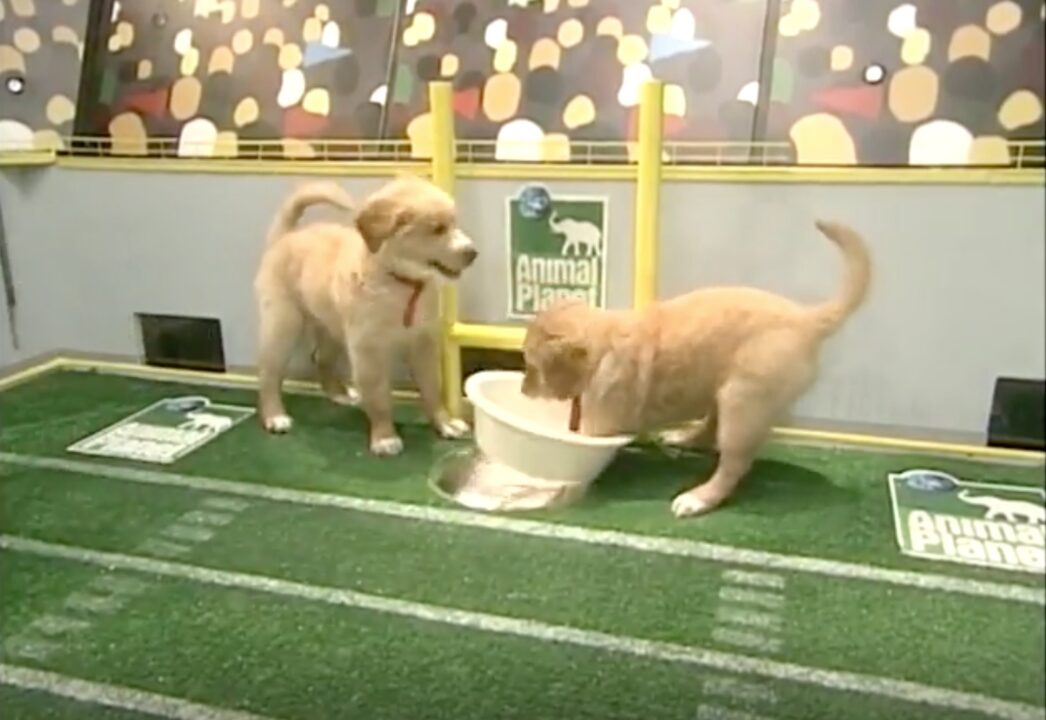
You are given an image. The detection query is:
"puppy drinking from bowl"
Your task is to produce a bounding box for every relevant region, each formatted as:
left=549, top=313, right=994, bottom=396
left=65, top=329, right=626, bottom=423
left=521, top=220, right=871, bottom=517
left=254, top=175, right=477, bottom=455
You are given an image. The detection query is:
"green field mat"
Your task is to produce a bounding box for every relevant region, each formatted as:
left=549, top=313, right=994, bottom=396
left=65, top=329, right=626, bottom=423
left=1, top=370, right=1043, bottom=720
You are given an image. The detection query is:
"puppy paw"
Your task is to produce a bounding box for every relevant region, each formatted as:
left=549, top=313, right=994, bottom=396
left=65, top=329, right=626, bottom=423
left=328, top=387, right=361, bottom=406
left=370, top=435, right=404, bottom=457
left=670, top=490, right=713, bottom=518
left=436, top=417, right=471, bottom=440
left=263, top=414, right=294, bottom=434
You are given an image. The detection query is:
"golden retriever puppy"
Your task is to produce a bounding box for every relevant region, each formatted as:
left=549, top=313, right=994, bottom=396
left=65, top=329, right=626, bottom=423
left=254, top=175, right=477, bottom=455
left=522, top=220, right=871, bottom=517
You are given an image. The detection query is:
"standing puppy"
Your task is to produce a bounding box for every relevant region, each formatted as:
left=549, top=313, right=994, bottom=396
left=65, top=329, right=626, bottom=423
left=521, top=221, right=871, bottom=517
left=254, top=175, right=477, bottom=455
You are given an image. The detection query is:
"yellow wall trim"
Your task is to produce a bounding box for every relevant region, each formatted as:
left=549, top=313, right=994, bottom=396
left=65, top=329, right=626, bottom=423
left=55, top=156, right=428, bottom=177
left=458, top=163, right=638, bottom=181
left=662, top=165, right=1045, bottom=185
left=0, top=149, right=57, bottom=167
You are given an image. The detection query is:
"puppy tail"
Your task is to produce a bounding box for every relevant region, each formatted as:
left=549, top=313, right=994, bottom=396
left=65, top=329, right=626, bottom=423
left=809, top=220, right=871, bottom=336
left=267, top=182, right=356, bottom=245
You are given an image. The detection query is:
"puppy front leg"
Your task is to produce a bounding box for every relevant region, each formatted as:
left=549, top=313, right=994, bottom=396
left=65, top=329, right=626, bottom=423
left=671, top=448, right=754, bottom=518
left=349, top=342, right=402, bottom=456
left=407, top=331, right=469, bottom=439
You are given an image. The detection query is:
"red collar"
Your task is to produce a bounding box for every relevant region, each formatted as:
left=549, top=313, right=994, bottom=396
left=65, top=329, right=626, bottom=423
left=569, top=396, right=581, bottom=432
left=388, top=272, right=427, bottom=327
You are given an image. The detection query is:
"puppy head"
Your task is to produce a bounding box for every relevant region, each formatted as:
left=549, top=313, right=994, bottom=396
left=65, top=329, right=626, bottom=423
left=522, top=300, right=593, bottom=400
left=356, top=174, right=477, bottom=281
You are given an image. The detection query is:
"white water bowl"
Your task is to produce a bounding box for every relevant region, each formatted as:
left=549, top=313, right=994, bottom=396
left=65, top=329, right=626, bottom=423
left=463, top=370, right=635, bottom=489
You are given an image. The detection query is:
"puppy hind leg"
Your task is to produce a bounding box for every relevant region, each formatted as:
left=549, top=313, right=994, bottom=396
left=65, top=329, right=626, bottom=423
left=659, top=408, right=718, bottom=451
left=257, top=300, right=303, bottom=433
left=313, top=333, right=358, bottom=406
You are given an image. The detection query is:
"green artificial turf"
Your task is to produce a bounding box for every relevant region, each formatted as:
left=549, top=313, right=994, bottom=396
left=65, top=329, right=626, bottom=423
left=0, top=555, right=1020, bottom=720
left=1, top=470, right=1043, bottom=705
left=0, top=686, right=153, bottom=720
left=1, top=370, right=1043, bottom=719
left=1, top=370, right=1042, bottom=581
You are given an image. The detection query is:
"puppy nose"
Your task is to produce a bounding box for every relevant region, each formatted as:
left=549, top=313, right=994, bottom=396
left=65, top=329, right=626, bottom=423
left=461, top=247, right=478, bottom=266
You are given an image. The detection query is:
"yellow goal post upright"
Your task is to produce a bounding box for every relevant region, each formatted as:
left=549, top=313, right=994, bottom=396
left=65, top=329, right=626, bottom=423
left=633, top=80, right=664, bottom=309
left=427, top=82, right=463, bottom=417
left=427, top=80, right=666, bottom=418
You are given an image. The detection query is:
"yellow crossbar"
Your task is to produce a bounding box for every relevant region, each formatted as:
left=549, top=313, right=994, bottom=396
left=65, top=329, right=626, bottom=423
left=432, top=81, right=666, bottom=410
left=450, top=323, right=526, bottom=351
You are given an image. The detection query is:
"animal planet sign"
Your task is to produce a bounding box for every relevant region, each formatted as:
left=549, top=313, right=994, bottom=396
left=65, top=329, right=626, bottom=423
left=888, top=469, right=1045, bottom=574
left=67, top=396, right=254, bottom=464
left=507, top=184, right=608, bottom=319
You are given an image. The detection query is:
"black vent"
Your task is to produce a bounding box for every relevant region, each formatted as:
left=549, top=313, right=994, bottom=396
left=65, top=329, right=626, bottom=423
left=137, top=314, right=225, bottom=372
left=987, top=377, right=1045, bottom=451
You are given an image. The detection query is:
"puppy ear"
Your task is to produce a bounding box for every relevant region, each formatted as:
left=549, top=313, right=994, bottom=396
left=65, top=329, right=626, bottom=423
left=356, top=198, right=412, bottom=252
left=551, top=339, right=588, bottom=370
left=564, top=342, right=588, bottom=365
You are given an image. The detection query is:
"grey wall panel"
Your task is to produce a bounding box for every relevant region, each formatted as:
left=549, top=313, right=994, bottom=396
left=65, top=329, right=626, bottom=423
left=0, top=276, right=12, bottom=365
left=658, top=182, right=1046, bottom=437
left=1, top=167, right=1043, bottom=439
left=0, top=169, right=392, bottom=370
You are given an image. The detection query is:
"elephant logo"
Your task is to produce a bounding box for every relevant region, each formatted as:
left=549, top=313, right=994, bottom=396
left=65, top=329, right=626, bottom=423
left=957, top=490, right=1045, bottom=525
left=548, top=211, right=603, bottom=257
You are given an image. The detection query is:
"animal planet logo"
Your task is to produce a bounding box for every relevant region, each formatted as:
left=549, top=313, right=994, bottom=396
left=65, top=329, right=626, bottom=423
left=506, top=184, right=608, bottom=319
left=67, top=396, right=254, bottom=464
left=887, top=469, right=1045, bottom=574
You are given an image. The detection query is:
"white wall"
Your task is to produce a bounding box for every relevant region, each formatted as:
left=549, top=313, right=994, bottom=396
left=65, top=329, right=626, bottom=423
left=657, top=181, right=1046, bottom=439
left=1, top=167, right=1043, bottom=440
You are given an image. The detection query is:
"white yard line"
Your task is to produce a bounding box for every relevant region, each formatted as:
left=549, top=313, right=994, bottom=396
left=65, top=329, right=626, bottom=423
left=30, top=615, right=91, bottom=636
left=711, top=627, right=783, bottom=654
left=0, top=534, right=1041, bottom=720
left=136, top=538, right=191, bottom=559
left=715, top=607, right=783, bottom=632
left=719, top=587, right=786, bottom=610
left=0, top=663, right=277, bottom=720
left=1, top=477, right=250, bottom=666
left=63, top=591, right=125, bottom=615
left=696, top=706, right=775, bottom=720
left=702, top=676, right=779, bottom=705
left=182, top=510, right=236, bottom=527
left=162, top=524, right=216, bottom=543
left=2, top=637, right=61, bottom=661
left=1, top=452, right=1042, bottom=606
left=702, top=569, right=787, bottom=717
left=722, top=570, right=787, bottom=590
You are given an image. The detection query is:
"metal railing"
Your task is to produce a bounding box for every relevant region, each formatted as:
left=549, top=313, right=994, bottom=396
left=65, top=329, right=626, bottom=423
left=2, top=136, right=1042, bottom=169
left=1011, top=140, right=1046, bottom=169
left=59, top=136, right=418, bottom=161
left=55, top=135, right=796, bottom=165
